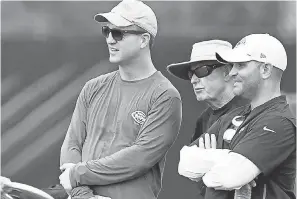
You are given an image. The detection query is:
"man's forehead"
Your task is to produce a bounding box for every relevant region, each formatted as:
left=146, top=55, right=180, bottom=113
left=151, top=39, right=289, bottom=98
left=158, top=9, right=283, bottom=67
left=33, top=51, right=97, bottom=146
left=233, top=61, right=256, bottom=65
left=190, top=63, right=213, bottom=71
left=104, top=22, right=141, bottom=31
left=189, top=62, right=228, bottom=70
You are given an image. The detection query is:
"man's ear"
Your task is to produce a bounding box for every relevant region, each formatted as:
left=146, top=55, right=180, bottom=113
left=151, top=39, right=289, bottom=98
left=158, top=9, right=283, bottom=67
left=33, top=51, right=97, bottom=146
left=140, top=33, right=150, bottom=49
left=223, top=64, right=232, bottom=82
left=260, top=63, right=273, bottom=79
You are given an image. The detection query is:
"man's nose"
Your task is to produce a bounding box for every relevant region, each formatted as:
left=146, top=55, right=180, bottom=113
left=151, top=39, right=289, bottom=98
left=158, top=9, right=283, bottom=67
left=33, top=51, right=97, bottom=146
left=229, top=65, right=238, bottom=77
left=106, top=32, right=116, bottom=44
left=190, top=74, right=200, bottom=84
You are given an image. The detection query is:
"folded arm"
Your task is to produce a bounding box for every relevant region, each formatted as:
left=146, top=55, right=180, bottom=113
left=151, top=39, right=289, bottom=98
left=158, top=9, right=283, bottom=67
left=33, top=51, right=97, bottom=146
left=202, top=152, right=260, bottom=190
left=200, top=116, right=295, bottom=190
left=69, top=96, right=182, bottom=187
left=178, top=146, right=230, bottom=180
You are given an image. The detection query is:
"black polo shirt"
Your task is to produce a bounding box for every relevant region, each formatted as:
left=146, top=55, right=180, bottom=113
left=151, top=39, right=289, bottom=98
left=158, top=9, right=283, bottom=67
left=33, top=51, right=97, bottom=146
left=189, top=96, right=248, bottom=197
left=191, top=96, right=248, bottom=143
left=205, top=95, right=296, bottom=199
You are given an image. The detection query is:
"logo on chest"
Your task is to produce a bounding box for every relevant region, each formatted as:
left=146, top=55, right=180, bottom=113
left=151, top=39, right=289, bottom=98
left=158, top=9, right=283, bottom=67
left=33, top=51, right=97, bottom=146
left=131, top=111, right=147, bottom=125
left=223, top=116, right=245, bottom=143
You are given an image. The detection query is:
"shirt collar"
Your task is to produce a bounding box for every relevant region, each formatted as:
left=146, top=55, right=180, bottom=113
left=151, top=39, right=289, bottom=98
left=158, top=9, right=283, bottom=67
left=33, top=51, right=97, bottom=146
left=249, top=95, right=287, bottom=116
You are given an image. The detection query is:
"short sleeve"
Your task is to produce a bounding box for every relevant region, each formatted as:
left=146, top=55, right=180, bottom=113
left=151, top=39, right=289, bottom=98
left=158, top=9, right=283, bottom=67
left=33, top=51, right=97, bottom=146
left=232, top=116, right=296, bottom=175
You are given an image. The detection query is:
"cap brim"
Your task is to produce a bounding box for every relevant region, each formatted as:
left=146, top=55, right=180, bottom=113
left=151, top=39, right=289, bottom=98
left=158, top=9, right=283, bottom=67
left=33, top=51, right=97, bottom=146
left=216, top=48, right=253, bottom=64
left=167, top=60, right=220, bottom=80
left=94, top=12, right=133, bottom=27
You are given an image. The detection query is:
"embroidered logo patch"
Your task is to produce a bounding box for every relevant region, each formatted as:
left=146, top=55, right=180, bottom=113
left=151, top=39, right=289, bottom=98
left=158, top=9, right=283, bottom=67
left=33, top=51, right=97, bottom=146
left=223, top=115, right=245, bottom=143
left=263, top=126, right=275, bottom=133
left=131, top=111, right=146, bottom=125
left=260, top=53, right=266, bottom=58
left=232, top=116, right=244, bottom=127
left=223, top=128, right=237, bottom=142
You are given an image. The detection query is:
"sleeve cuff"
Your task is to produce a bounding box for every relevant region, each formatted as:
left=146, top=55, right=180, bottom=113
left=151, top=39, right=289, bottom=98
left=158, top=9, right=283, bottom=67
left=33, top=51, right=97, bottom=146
left=70, top=162, right=91, bottom=188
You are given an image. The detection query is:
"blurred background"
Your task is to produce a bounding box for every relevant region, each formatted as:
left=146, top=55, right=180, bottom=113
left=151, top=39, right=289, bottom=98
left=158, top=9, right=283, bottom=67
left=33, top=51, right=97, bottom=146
left=1, top=1, right=296, bottom=199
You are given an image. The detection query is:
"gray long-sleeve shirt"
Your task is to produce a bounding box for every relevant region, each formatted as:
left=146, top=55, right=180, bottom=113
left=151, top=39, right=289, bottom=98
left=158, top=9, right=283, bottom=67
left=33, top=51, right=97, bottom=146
left=60, top=70, right=182, bottom=199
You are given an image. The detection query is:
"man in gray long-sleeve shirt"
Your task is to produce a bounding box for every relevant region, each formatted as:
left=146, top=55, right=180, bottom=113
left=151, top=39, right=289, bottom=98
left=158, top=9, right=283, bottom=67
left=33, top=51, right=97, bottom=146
left=58, top=1, right=182, bottom=199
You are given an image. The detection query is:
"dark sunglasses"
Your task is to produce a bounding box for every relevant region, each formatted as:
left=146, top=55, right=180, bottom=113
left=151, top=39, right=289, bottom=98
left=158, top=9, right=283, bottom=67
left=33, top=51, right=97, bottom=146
left=188, top=63, right=224, bottom=79
left=101, top=26, right=146, bottom=41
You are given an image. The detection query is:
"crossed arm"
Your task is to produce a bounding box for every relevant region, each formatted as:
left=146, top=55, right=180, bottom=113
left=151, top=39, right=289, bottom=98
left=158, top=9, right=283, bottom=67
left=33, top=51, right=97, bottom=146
left=179, top=133, right=260, bottom=190
left=179, top=116, right=295, bottom=191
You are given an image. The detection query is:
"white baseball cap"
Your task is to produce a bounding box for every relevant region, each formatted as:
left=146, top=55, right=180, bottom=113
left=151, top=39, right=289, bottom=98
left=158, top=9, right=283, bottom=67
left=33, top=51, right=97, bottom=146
left=94, top=0, right=158, bottom=37
left=167, top=40, right=233, bottom=80
left=216, top=33, right=287, bottom=71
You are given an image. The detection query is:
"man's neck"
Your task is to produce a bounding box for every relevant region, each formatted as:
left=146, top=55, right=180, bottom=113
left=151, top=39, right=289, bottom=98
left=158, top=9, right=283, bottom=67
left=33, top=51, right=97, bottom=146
left=118, top=53, right=157, bottom=81
left=250, top=91, right=281, bottom=110
left=207, top=89, right=235, bottom=110
left=250, top=82, right=281, bottom=110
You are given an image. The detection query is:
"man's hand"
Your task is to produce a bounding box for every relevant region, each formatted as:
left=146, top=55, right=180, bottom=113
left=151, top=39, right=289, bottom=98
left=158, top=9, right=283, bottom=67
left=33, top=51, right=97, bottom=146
left=188, top=134, right=216, bottom=182
left=60, top=163, right=112, bottom=199
left=59, top=163, right=76, bottom=195
left=59, top=168, right=72, bottom=194
left=60, top=163, right=76, bottom=172
left=198, top=133, right=216, bottom=149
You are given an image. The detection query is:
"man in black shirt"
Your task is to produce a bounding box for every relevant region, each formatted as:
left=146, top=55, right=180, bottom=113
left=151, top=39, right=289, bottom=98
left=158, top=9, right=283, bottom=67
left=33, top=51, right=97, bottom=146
left=167, top=40, right=247, bottom=142
left=167, top=40, right=248, bottom=197
left=167, top=40, right=248, bottom=142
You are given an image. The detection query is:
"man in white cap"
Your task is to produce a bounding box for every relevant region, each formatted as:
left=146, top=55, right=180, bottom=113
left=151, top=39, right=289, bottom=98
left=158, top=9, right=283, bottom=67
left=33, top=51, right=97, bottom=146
left=167, top=40, right=248, bottom=197
left=58, top=1, right=182, bottom=199
left=179, top=33, right=296, bottom=199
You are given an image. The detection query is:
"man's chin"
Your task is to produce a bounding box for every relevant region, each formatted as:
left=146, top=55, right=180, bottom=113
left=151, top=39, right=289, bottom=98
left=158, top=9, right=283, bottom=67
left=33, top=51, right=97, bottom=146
left=109, top=56, right=120, bottom=64
left=233, top=87, right=243, bottom=96
left=195, top=95, right=206, bottom=102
